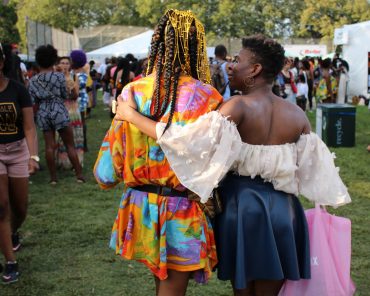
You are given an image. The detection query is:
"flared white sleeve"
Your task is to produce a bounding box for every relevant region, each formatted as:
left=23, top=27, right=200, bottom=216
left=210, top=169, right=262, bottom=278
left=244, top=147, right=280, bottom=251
left=156, top=111, right=242, bottom=203
left=296, top=133, right=351, bottom=207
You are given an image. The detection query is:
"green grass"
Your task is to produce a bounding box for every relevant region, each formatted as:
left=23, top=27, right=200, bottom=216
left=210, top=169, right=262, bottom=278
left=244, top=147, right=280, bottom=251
left=1, top=100, right=369, bottom=296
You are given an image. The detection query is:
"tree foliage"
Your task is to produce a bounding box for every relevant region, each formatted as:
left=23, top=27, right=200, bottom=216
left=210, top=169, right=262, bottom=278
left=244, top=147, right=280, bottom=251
left=0, top=3, right=20, bottom=44
left=299, top=0, right=370, bottom=39
left=9, top=0, right=370, bottom=47
left=13, top=0, right=110, bottom=33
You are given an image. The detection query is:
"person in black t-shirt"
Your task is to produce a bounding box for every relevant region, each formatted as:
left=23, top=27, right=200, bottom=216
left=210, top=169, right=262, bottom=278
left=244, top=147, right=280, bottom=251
left=0, top=43, right=39, bottom=284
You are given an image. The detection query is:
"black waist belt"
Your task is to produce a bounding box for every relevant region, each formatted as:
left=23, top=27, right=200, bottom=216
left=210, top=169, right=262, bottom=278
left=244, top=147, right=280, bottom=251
left=132, top=185, right=188, bottom=197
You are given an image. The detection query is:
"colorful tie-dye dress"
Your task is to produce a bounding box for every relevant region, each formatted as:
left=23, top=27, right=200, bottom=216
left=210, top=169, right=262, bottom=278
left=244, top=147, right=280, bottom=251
left=94, top=74, right=222, bottom=283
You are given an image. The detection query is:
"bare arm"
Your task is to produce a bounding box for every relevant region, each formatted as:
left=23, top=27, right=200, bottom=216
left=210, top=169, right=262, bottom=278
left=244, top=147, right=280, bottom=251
left=116, top=94, right=245, bottom=140
left=130, top=71, right=135, bottom=81
left=126, top=111, right=157, bottom=139
left=218, top=96, right=244, bottom=126
left=22, top=107, right=39, bottom=173
left=115, top=95, right=158, bottom=139
left=74, top=74, right=80, bottom=93
left=116, top=70, right=122, bottom=86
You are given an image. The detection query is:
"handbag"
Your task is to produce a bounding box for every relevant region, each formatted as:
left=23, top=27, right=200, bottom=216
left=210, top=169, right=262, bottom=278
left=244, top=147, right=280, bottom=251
left=188, top=189, right=222, bottom=218
left=278, top=204, right=356, bottom=296
left=66, top=78, right=78, bottom=100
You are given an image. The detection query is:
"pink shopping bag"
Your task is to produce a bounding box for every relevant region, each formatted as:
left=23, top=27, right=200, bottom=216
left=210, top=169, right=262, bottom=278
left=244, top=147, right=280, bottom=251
left=279, top=204, right=356, bottom=296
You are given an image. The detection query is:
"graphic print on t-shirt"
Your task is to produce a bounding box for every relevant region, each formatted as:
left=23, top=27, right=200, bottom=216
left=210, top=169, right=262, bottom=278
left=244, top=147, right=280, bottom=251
left=0, top=102, right=17, bottom=134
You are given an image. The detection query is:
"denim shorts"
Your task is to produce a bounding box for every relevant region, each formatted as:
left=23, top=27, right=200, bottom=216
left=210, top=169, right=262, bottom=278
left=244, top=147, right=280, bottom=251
left=0, top=139, right=30, bottom=178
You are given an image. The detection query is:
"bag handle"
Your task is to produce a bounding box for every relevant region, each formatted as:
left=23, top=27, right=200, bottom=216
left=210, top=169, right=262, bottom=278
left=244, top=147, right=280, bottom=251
left=315, top=203, right=327, bottom=212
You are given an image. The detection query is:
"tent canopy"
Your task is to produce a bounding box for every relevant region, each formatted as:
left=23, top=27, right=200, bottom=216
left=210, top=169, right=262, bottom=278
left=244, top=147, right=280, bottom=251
left=283, top=44, right=327, bottom=58
left=75, top=25, right=150, bottom=53
left=86, top=30, right=154, bottom=64
left=336, top=21, right=370, bottom=97
left=87, top=31, right=216, bottom=66
left=207, top=47, right=215, bottom=58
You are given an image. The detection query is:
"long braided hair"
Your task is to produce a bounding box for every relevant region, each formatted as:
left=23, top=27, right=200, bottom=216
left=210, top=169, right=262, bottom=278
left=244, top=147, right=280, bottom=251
left=146, top=9, right=210, bottom=134
left=113, top=57, right=131, bottom=99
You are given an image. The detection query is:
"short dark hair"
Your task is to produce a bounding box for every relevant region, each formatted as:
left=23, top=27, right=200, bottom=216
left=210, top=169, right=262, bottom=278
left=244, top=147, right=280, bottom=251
left=302, top=59, right=310, bottom=71
left=35, top=45, right=58, bottom=68
left=321, top=58, right=332, bottom=69
left=242, top=35, right=285, bottom=82
left=298, top=73, right=306, bottom=83
left=125, top=53, right=136, bottom=62
left=214, top=45, right=227, bottom=58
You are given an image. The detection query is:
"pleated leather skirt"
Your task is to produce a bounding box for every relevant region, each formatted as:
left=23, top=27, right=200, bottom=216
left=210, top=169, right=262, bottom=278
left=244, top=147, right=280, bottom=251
left=214, top=173, right=311, bottom=290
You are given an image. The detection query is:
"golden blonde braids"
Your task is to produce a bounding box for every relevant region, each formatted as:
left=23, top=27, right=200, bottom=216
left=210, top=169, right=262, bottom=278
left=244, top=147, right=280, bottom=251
left=146, top=9, right=210, bottom=133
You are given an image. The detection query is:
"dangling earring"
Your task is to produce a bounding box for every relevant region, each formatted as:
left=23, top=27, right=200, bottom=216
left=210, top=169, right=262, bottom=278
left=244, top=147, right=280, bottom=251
left=243, top=76, right=255, bottom=92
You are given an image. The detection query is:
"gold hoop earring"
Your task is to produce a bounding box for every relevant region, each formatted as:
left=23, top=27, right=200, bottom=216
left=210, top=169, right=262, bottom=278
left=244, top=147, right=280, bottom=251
left=243, top=76, right=255, bottom=91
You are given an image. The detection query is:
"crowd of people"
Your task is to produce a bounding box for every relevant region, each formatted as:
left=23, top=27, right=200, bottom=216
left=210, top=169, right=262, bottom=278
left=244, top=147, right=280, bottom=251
left=96, top=55, right=148, bottom=116
left=0, top=8, right=354, bottom=295
left=272, top=53, right=349, bottom=111
left=209, top=46, right=350, bottom=113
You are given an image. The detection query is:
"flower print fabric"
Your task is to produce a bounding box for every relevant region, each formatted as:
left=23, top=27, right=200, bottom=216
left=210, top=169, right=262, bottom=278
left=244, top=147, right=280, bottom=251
left=316, top=75, right=337, bottom=102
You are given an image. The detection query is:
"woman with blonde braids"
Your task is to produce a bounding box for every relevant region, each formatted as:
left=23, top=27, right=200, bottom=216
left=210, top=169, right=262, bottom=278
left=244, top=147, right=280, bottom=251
left=94, top=10, right=222, bottom=295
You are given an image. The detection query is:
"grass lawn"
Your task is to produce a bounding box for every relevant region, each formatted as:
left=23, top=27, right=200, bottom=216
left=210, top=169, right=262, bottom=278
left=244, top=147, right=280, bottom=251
left=1, top=99, right=369, bottom=296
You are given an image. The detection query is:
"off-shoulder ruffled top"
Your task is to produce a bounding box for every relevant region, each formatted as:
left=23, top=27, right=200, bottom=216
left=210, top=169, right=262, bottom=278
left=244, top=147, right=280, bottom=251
left=156, top=111, right=351, bottom=207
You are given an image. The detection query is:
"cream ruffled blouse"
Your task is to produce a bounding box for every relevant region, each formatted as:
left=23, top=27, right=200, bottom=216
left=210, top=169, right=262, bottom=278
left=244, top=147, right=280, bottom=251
left=156, top=111, right=351, bottom=207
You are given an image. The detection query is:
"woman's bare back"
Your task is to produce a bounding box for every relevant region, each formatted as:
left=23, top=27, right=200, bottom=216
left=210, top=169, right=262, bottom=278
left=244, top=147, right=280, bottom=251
left=221, top=92, right=311, bottom=145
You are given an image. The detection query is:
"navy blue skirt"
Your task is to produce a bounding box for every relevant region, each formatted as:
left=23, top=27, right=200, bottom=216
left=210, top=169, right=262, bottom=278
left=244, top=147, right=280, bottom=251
left=214, top=174, right=311, bottom=290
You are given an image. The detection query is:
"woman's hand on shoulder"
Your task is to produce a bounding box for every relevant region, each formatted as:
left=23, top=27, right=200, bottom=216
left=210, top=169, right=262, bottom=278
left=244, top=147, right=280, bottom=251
left=115, top=94, right=137, bottom=122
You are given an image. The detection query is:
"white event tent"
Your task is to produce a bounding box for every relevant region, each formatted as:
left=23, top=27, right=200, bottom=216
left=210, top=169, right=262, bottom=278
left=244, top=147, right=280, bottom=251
left=334, top=21, right=370, bottom=98
left=87, top=30, right=216, bottom=65
left=86, top=30, right=154, bottom=64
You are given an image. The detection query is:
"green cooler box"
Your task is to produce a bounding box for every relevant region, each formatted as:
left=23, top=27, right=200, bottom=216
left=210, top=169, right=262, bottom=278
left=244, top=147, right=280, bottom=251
left=315, top=104, right=356, bottom=147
